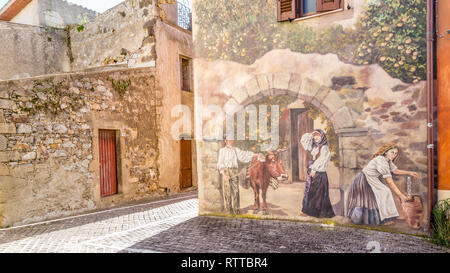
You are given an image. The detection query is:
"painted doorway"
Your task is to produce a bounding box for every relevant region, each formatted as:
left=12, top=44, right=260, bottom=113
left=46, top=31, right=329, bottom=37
left=99, top=130, right=118, bottom=197
left=180, top=139, right=193, bottom=189
left=290, top=109, right=313, bottom=182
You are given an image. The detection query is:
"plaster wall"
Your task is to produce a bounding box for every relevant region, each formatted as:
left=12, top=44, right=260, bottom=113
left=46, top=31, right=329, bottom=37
left=437, top=0, right=450, bottom=201
left=193, top=0, right=429, bottom=234
left=10, top=0, right=40, bottom=26
left=9, top=0, right=96, bottom=28
left=155, top=19, right=196, bottom=191
left=0, top=21, right=71, bottom=81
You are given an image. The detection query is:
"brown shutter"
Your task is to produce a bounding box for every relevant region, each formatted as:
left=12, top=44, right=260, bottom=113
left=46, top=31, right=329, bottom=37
left=277, top=0, right=297, bottom=22
left=317, top=0, right=340, bottom=12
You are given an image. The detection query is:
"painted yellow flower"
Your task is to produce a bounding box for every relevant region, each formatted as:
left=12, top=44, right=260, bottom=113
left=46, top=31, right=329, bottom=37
left=405, top=38, right=412, bottom=44
left=380, top=56, right=387, bottom=62
left=382, top=26, right=390, bottom=31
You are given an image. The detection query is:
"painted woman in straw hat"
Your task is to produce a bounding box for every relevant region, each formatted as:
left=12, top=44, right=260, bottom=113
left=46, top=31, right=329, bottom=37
left=346, top=143, right=419, bottom=226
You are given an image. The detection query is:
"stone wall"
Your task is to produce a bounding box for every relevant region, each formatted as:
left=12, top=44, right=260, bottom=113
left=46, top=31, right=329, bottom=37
left=69, top=0, right=157, bottom=71
left=0, top=67, right=165, bottom=227
left=37, top=0, right=97, bottom=28
left=0, top=21, right=71, bottom=81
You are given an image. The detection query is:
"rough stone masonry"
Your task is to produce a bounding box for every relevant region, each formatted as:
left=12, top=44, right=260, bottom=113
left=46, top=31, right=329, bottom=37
left=0, top=67, right=165, bottom=227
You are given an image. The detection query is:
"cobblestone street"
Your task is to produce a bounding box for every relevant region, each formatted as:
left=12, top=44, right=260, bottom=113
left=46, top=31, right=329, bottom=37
left=0, top=191, right=448, bottom=253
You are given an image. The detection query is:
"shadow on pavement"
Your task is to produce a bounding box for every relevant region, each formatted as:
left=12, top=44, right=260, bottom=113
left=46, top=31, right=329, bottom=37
left=0, top=191, right=198, bottom=245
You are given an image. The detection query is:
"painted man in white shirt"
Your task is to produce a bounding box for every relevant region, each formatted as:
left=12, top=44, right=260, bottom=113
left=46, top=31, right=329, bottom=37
left=217, top=138, right=259, bottom=215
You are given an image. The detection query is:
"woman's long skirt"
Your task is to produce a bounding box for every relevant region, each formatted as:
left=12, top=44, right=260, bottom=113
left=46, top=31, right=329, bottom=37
left=346, top=172, right=397, bottom=226
left=302, top=171, right=335, bottom=218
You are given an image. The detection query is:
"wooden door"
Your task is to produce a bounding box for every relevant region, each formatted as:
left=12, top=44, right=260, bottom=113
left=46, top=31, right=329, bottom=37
left=99, top=130, right=118, bottom=197
left=298, top=111, right=314, bottom=182
left=180, top=139, right=193, bottom=189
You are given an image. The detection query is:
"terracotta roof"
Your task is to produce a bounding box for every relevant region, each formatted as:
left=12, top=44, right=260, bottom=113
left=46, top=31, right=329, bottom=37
left=0, top=0, right=32, bottom=21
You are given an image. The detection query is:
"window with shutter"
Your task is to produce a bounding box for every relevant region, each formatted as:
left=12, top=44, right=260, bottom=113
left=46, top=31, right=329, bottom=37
left=317, top=0, right=341, bottom=12
left=277, top=0, right=342, bottom=21
left=277, top=0, right=297, bottom=22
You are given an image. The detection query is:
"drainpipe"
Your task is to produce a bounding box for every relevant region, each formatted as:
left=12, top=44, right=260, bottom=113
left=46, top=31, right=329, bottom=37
left=426, top=0, right=435, bottom=233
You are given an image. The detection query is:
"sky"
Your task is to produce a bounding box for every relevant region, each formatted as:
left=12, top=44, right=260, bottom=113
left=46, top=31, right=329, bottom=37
left=0, top=0, right=127, bottom=13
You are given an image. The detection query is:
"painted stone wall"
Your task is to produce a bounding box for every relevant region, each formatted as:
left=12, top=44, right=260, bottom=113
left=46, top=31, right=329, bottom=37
left=0, top=21, right=71, bottom=81
left=193, top=0, right=429, bottom=234
left=0, top=67, right=165, bottom=227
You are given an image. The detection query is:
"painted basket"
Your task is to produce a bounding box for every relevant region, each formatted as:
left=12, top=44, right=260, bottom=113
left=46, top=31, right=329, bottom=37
left=402, top=195, right=425, bottom=229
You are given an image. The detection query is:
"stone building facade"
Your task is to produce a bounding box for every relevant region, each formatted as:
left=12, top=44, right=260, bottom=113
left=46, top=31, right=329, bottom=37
left=193, top=0, right=431, bottom=234
left=0, top=0, right=196, bottom=227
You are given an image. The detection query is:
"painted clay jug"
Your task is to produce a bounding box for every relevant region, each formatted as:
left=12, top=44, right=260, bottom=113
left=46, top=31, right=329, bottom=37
left=402, top=195, right=425, bottom=229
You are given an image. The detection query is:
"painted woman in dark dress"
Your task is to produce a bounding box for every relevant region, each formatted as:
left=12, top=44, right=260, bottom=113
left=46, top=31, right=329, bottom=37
left=300, top=129, right=336, bottom=218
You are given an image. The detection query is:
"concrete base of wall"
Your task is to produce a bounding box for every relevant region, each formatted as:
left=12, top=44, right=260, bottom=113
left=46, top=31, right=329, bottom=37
left=438, top=190, right=450, bottom=201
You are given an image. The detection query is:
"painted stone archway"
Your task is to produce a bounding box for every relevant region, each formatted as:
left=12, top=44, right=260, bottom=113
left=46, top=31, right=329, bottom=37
left=199, top=72, right=370, bottom=218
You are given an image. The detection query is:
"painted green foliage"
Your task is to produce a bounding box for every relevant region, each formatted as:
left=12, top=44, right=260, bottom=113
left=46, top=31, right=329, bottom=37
left=194, top=0, right=426, bottom=83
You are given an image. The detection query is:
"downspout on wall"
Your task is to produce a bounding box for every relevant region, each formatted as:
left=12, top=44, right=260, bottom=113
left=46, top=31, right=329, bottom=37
left=426, top=0, right=435, bottom=232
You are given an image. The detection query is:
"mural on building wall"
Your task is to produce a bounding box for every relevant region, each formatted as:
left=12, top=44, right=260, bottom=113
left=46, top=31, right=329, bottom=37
left=194, top=0, right=428, bottom=234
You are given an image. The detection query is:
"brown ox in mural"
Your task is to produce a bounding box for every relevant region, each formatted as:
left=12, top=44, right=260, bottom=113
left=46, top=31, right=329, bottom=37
left=247, top=150, right=288, bottom=215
